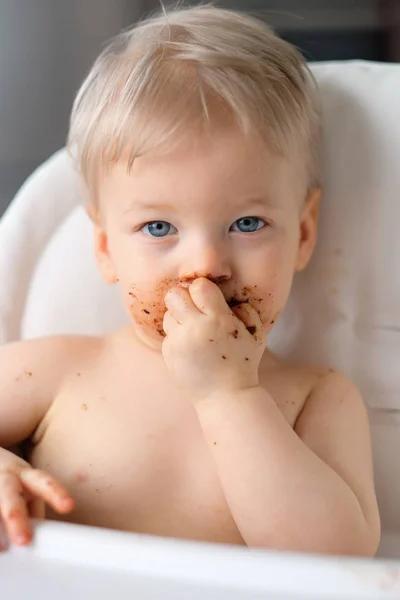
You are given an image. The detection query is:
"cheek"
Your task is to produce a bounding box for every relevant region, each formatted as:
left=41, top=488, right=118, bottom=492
left=124, top=277, right=180, bottom=337
left=235, top=244, right=297, bottom=329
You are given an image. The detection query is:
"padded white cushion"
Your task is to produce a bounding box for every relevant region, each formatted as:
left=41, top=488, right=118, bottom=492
left=0, top=149, right=86, bottom=342
left=1, top=60, right=400, bottom=533
left=21, top=207, right=128, bottom=337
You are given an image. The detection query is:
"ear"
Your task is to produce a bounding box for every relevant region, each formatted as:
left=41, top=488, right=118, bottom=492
left=86, top=204, right=118, bottom=285
left=295, top=188, right=321, bottom=272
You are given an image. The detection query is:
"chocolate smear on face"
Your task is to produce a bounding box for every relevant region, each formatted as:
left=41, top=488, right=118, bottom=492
left=227, top=297, right=249, bottom=308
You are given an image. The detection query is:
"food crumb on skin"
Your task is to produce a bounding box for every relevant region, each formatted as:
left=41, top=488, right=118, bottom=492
left=77, top=373, right=81, bottom=377
left=209, top=339, right=214, bottom=342
left=230, top=329, right=239, bottom=339
left=247, top=326, right=257, bottom=335
left=245, top=357, right=249, bottom=361
left=142, top=309, right=150, bottom=314
left=270, top=319, right=275, bottom=324
left=26, top=371, right=33, bottom=377
left=82, top=404, right=88, bottom=411
left=222, top=355, right=227, bottom=360
left=213, top=441, right=217, bottom=445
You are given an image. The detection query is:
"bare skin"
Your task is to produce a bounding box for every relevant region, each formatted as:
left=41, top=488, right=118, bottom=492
left=0, top=129, right=380, bottom=555
left=0, top=329, right=377, bottom=553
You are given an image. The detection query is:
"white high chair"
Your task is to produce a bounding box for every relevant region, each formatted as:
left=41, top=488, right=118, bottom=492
left=1, top=60, right=400, bottom=599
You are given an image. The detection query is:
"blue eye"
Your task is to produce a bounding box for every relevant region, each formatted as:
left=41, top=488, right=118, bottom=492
left=231, top=217, right=265, bottom=233
left=141, top=221, right=177, bottom=237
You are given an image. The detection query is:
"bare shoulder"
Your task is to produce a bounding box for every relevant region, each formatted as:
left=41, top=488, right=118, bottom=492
left=293, top=367, right=372, bottom=473
left=295, top=367, right=367, bottom=435
left=259, top=352, right=334, bottom=419
left=0, top=335, right=104, bottom=382
left=0, top=335, right=105, bottom=446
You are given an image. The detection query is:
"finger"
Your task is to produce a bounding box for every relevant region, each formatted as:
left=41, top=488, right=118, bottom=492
left=165, top=286, right=199, bottom=322
left=28, top=496, right=45, bottom=520
left=0, top=472, right=32, bottom=546
left=20, top=470, right=75, bottom=514
left=163, top=310, right=179, bottom=334
left=189, top=278, right=228, bottom=315
left=232, top=303, right=263, bottom=338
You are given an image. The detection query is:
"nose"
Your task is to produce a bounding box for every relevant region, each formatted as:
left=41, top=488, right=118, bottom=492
left=179, top=237, right=231, bottom=284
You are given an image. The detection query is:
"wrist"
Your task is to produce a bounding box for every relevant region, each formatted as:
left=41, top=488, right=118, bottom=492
left=193, top=382, right=262, bottom=412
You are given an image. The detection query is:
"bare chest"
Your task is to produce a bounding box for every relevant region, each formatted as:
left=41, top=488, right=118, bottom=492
left=30, top=355, right=305, bottom=544
left=31, top=366, right=245, bottom=543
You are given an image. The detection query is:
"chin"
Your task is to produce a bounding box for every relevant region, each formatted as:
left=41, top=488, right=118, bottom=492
left=134, top=322, right=165, bottom=349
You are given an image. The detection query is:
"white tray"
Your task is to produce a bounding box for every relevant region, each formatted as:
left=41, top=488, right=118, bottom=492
left=1, top=521, right=400, bottom=599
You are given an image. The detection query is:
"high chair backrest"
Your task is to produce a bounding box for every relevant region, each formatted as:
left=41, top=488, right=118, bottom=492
left=1, top=60, right=400, bottom=535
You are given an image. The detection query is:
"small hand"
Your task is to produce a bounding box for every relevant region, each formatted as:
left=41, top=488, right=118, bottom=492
left=0, top=454, right=74, bottom=550
left=162, top=278, right=266, bottom=402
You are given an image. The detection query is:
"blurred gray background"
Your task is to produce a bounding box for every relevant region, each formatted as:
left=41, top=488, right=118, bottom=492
left=0, top=0, right=398, bottom=216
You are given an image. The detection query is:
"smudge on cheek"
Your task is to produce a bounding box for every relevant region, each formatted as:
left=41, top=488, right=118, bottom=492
left=127, top=277, right=181, bottom=338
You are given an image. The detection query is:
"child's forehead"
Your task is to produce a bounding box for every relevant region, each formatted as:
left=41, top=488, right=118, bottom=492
left=107, top=130, right=306, bottom=191
left=99, top=139, right=307, bottom=215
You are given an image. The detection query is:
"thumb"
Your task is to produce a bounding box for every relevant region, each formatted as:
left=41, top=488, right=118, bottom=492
left=188, top=278, right=228, bottom=315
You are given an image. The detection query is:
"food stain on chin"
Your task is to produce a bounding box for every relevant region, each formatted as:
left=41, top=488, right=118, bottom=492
left=128, top=277, right=181, bottom=338
left=128, top=278, right=273, bottom=338
left=129, top=275, right=229, bottom=337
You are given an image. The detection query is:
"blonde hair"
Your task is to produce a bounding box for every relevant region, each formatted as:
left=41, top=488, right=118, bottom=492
left=68, top=4, right=322, bottom=199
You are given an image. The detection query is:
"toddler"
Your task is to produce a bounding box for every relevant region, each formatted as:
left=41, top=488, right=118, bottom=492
left=0, top=5, right=380, bottom=556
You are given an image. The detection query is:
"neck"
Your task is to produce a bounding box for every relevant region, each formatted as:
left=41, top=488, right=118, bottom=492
left=119, top=323, right=164, bottom=353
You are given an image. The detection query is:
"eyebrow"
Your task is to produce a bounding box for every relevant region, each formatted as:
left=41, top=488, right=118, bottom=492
left=123, top=200, right=175, bottom=214
left=242, top=197, right=275, bottom=208
left=123, top=195, right=277, bottom=214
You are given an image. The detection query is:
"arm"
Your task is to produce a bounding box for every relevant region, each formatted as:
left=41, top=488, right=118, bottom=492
left=0, top=337, right=75, bottom=447
left=0, top=337, right=80, bottom=547
left=194, top=372, right=380, bottom=556
left=162, top=278, right=380, bottom=556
